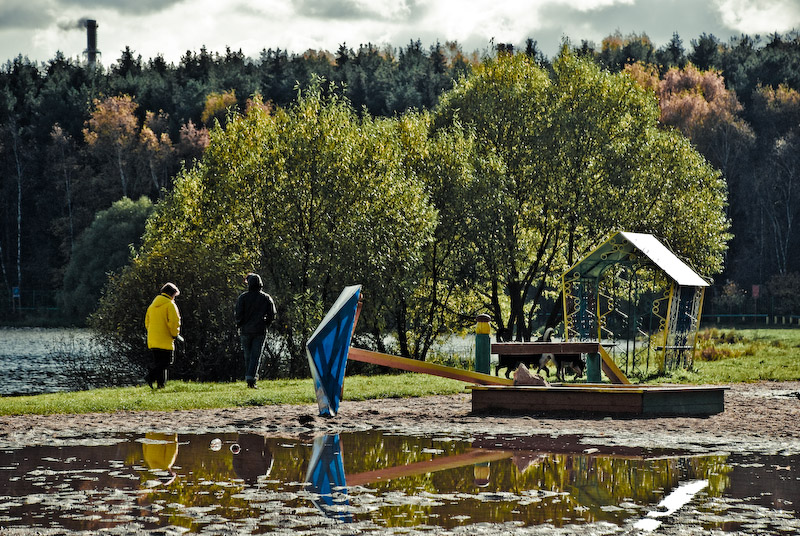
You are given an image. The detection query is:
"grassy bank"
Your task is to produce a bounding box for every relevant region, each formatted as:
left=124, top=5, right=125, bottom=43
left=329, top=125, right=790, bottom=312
left=0, top=374, right=466, bottom=416
left=652, top=328, right=800, bottom=384
left=2, top=328, right=799, bottom=416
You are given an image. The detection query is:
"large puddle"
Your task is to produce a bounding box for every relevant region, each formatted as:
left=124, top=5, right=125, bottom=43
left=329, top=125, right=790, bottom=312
left=1, top=430, right=798, bottom=534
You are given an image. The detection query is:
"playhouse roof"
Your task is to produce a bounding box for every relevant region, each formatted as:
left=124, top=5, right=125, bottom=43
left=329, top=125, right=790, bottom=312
left=566, top=231, right=709, bottom=287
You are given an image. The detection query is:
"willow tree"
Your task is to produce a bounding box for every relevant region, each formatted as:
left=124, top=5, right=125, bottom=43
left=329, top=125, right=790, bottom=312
left=432, top=50, right=729, bottom=341
left=92, top=81, right=437, bottom=379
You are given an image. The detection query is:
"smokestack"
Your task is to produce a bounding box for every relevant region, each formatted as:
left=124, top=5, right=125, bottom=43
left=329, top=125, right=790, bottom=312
left=84, top=19, right=99, bottom=69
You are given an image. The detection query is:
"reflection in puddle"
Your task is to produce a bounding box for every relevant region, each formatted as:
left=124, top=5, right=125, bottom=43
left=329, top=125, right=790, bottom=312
left=0, top=430, right=798, bottom=534
left=306, top=434, right=351, bottom=523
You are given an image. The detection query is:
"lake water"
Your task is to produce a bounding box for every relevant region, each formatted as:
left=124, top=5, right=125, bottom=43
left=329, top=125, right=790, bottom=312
left=0, top=430, right=797, bottom=534
left=0, top=328, right=122, bottom=397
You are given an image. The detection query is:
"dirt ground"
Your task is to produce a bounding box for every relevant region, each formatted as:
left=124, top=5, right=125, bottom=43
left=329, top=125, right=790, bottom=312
left=1, top=380, right=798, bottom=454
left=0, top=381, right=799, bottom=536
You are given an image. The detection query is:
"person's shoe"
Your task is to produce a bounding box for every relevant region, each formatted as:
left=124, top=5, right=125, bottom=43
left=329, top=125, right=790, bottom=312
left=146, top=378, right=154, bottom=389
left=247, top=380, right=257, bottom=389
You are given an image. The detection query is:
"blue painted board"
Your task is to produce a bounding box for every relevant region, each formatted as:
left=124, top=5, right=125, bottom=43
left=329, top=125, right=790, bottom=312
left=305, top=285, right=361, bottom=417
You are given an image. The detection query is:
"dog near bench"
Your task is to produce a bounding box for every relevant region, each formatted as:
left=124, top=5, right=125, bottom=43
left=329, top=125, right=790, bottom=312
left=494, top=327, right=586, bottom=381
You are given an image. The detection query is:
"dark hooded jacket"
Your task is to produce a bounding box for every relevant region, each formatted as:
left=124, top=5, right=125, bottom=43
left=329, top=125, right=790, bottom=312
left=235, top=274, right=276, bottom=335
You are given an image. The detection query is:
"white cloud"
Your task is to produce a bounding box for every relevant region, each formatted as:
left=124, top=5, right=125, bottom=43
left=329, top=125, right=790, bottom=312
left=550, top=0, right=636, bottom=10
left=715, top=0, right=800, bottom=33
left=1, top=0, right=799, bottom=65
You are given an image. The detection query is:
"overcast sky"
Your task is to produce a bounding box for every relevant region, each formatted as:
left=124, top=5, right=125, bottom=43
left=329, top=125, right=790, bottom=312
left=1, top=0, right=799, bottom=66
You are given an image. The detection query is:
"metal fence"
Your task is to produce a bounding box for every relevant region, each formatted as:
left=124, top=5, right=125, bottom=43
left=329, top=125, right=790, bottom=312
left=4, top=288, right=59, bottom=313
left=705, top=313, right=800, bottom=326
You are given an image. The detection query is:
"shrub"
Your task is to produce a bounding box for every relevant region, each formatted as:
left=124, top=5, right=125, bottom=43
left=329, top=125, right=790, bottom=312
left=695, top=328, right=745, bottom=361
left=711, top=280, right=746, bottom=313
left=767, top=272, right=800, bottom=314
left=60, top=196, right=153, bottom=322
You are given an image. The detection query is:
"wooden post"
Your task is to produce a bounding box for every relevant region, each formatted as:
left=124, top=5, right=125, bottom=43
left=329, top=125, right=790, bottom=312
left=473, top=462, right=491, bottom=487
left=475, top=314, right=491, bottom=374
left=586, top=353, right=601, bottom=383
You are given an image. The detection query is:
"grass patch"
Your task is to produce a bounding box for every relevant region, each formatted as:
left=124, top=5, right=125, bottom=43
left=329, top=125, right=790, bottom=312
left=650, top=328, right=800, bottom=384
left=3, top=328, right=800, bottom=416
left=0, top=373, right=465, bottom=416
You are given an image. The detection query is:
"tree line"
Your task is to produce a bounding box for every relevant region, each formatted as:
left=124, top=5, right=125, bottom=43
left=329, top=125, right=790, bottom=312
left=1, top=31, right=799, bottom=332
left=88, top=51, right=727, bottom=381
left=581, top=31, right=800, bottom=315
left=0, top=40, right=472, bottom=320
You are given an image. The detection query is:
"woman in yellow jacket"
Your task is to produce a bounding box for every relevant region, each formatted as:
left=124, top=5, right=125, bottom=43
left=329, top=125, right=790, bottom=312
left=144, top=282, right=181, bottom=388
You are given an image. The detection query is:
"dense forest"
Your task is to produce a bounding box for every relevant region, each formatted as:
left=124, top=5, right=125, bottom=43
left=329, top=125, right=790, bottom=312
left=2, top=31, right=800, bottom=326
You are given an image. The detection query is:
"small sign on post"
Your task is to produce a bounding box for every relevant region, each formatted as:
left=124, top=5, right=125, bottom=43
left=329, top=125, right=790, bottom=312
left=11, top=286, right=21, bottom=313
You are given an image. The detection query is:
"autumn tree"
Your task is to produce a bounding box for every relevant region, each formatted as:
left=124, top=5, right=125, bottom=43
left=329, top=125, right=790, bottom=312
left=749, top=84, right=800, bottom=140
left=138, top=110, right=176, bottom=194
left=599, top=31, right=656, bottom=71
left=657, top=64, right=754, bottom=175
left=201, top=89, right=238, bottom=127
left=83, top=95, right=182, bottom=205
left=83, top=95, right=141, bottom=200
left=177, top=120, right=210, bottom=164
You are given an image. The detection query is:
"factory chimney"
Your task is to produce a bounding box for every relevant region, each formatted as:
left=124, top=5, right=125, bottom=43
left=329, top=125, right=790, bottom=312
left=84, top=19, right=99, bottom=69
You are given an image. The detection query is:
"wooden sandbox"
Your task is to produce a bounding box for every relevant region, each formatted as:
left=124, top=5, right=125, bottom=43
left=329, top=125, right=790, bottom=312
left=468, top=383, right=728, bottom=416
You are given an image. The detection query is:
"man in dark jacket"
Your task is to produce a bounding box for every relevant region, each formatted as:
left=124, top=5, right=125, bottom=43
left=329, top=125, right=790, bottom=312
left=235, top=273, right=276, bottom=388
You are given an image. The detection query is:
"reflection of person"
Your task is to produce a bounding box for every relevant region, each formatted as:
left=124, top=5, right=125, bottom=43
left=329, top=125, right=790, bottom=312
left=231, top=434, right=274, bottom=485
left=235, top=274, right=276, bottom=389
left=144, top=283, right=181, bottom=389
left=142, top=432, right=178, bottom=487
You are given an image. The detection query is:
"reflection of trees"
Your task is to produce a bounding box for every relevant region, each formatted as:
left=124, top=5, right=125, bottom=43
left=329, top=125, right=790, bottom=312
left=338, top=443, right=731, bottom=529
left=132, top=432, right=267, bottom=531
left=119, top=431, right=731, bottom=530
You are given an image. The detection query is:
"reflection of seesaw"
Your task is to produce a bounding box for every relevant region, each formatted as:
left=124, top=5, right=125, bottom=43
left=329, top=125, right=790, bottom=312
left=305, top=435, right=507, bottom=522
left=346, top=448, right=509, bottom=487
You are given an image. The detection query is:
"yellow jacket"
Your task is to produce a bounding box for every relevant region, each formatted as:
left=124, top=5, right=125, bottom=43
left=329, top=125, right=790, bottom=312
left=145, top=293, right=181, bottom=350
